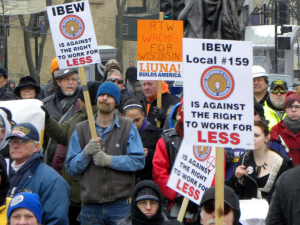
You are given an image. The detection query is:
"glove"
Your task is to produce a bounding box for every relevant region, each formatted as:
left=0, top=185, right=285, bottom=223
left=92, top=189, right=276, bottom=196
left=41, top=106, right=50, bottom=122
left=84, top=139, right=100, bottom=156
left=152, top=107, right=166, bottom=121
left=93, top=150, right=112, bottom=167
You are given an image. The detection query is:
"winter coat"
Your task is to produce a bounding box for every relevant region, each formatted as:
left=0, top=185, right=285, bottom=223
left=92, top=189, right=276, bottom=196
left=125, top=66, right=138, bottom=83
left=42, top=91, right=78, bottom=166
left=118, top=214, right=169, bottom=225
left=266, top=165, right=300, bottom=225
left=0, top=86, right=17, bottom=101
left=8, top=152, right=70, bottom=225
left=45, top=104, right=98, bottom=206
left=227, top=149, right=292, bottom=203
left=141, top=93, right=179, bottom=128
left=270, top=120, right=300, bottom=166
left=40, top=80, right=56, bottom=99
left=136, top=124, right=162, bottom=183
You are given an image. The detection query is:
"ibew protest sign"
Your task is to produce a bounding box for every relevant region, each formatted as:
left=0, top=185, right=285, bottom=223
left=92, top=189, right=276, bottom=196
left=183, top=39, right=254, bottom=149
left=167, top=140, right=216, bottom=204
left=47, top=1, right=100, bottom=69
left=137, top=20, right=183, bottom=81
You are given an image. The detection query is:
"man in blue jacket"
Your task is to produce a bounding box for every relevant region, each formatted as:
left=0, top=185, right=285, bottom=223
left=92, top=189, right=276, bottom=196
left=6, top=122, right=70, bottom=225
left=66, top=82, right=145, bottom=225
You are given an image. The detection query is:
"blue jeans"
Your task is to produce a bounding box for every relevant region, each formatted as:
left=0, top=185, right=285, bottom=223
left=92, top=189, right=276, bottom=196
left=127, top=82, right=137, bottom=93
left=80, top=199, right=130, bottom=225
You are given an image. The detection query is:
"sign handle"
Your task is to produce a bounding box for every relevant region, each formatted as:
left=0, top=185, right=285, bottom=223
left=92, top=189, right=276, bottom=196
left=78, top=66, right=98, bottom=139
left=156, top=12, right=164, bottom=128
left=177, top=197, right=189, bottom=222
left=215, top=147, right=224, bottom=225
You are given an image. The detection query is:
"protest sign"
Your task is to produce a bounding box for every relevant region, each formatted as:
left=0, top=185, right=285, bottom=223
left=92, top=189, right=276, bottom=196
left=167, top=139, right=216, bottom=204
left=47, top=1, right=100, bottom=69
left=183, top=39, right=254, bottom=149
left=137, top=20, right=183, bottom=81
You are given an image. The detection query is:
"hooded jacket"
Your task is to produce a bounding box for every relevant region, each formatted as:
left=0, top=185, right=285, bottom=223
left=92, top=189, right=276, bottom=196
left=0, top=155, right=10, bottom=224
left=118, top=180, right=168, bottom=225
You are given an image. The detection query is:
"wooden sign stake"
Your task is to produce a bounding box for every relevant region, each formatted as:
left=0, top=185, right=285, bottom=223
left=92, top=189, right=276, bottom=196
left=78, top=66, right=97, bottom=139
left=215, top=147, right=224, bottom=225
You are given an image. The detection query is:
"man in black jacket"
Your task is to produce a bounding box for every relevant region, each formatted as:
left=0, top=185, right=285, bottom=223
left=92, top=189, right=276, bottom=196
left=42, top=68, right=80, bottom=166
left=125, top=61, right=138, bottom=93
left=0, top=68, right=17, bottom=101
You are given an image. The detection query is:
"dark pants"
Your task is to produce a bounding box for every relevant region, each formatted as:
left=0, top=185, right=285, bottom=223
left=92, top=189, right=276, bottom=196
left=80, top=199, right=130, bottom=225
left=69, top=205, right=81, bottom=225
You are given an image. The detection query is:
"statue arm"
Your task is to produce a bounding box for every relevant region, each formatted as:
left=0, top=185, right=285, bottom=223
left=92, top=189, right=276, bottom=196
left=177, top=0, right=197, bottom=21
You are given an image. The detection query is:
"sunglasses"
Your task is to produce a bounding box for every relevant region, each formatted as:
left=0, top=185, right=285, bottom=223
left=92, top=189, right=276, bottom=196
left=271, top=90, right=287, bottom=95
left=107, top=78, right=124, bottom=84
left=203, top=203, right=232, bottom=215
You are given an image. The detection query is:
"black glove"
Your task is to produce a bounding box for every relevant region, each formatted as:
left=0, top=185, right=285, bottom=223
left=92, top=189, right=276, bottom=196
left=152, top=107, right=166, bottom=121
left=41, top=106, right=50, bottom=122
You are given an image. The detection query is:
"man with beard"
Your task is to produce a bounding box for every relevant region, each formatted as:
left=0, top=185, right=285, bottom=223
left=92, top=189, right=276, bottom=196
left=66, top=82, right=144, bottom=225
left=42, top=68, right=80, bottom=166
left=264, top=79, right=288, bottom=130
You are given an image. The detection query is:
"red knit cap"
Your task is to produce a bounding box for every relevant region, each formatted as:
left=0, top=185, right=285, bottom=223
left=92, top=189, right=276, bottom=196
left=283, top=91, right=300, bottom=111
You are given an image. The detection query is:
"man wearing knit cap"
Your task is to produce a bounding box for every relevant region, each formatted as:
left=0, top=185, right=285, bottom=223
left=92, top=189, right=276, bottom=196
left=118, top=180, right=168, bottom=225
left=6, top=192, right=42, bottom=225
left=66, top=82, right=145, bottom=225
left=42, top=67, right=80, bottom=166
left=0, top=67, right=17, bottom=101
left=253, top=65, right=269, bottom=105
left=43, top=81, right=101, bottom=225
left=141, top=80, right=179, bottom=128
left=270, top=90, right=300, bottom=166
left=40, top=57, right=59, bottom=99
left=6, top=123, right=70, bottom=225
left=199, top=186, right=241, bottom=225
left=263, top=79, right=288, bottom=130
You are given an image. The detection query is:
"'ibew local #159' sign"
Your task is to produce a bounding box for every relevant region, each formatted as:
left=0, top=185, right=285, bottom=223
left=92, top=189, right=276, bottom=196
left=183, top=39, right=254, bottom=149
left=47, top=1, right=100, bottom=69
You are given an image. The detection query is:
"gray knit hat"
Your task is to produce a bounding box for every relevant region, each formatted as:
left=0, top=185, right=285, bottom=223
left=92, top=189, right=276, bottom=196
left=135, top=187, right=160, bottom=202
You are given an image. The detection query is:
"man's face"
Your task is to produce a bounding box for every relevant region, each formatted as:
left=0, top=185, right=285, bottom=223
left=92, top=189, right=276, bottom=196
left=201, top=201, right=234, bottom=225
left=57, top=73, right=78, bottom=96
left=137, top=200, right=159, bottom=218
left=286, top=101, right=300, bottom=121
left=9, top=137, right=39, bottom=166
left=253, top=77, right=268, bottom=94
left=0, top=75, right=7, bottom=89
left=269, top=86, right=287, bottom=109
left=130, top=62, right=134, bottom=67
left=97, top=94, right=117, bottom=114
left=20, top=86, right=36, bottom=99
left=10, top=208, right=39, bottom=225
left=143, top=81, right=158, bottom=99
left=107, top=74, right=124, bottom=91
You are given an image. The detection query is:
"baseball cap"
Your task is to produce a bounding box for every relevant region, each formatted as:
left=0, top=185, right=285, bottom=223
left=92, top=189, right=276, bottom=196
left=6, top=123, right=39, bottom=141
left=54, top=68, right=78, bottom=80
left=270, top=79, right=288, bottom=91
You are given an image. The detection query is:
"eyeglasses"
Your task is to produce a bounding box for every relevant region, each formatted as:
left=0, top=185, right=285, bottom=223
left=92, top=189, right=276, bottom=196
left=137, top=200, right=159, bottom=208
left=61, top=77, right=78, bottom=82
left=8, top=139, right=32, bottom=146
left=271, top=90, right=287, bottom=95
left=107, top=78, right=124, bottom=84
left=203, top=203, right=232, bottom=215
left=286, top=105, right=300, bottom=110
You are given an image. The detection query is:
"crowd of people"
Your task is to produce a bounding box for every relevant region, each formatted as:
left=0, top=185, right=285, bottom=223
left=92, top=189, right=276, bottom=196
left=0, top=59, right=299, bottom=225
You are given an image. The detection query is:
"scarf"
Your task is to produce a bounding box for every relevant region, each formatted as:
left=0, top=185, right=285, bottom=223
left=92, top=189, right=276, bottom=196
left=283, top=116, right=300, bottom=135
left=56, top=87, right=79, bottom=113
left=139, top=117, right=151, bottom=133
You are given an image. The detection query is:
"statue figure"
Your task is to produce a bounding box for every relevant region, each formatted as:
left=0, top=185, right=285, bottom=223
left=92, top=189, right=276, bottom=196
left=178, top=0, right=245, bottom=40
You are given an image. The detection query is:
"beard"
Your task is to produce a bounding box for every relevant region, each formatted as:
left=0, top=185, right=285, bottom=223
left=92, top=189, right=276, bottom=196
left=62, top=85, right=75, bottom=96
left=97, top=101, right=114, bottom=114
left=270, top=96, right=284, bottom=109
left=206, top=219, right=227, bottom=225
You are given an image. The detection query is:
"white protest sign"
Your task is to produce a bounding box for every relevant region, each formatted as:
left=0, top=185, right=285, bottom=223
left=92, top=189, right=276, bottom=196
left=183, top=39, right=254, bottom=149
left=137, top=20, right=183, bottom=81
left=1, top=99, right=45, bottom=143
left=167, top=139, right=216, bottom=204
left=47, top=1, right=100, bottom=69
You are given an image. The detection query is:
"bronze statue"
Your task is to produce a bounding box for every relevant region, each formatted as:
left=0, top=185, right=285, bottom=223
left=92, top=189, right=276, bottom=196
left=178, top=0, right=245, bottom=40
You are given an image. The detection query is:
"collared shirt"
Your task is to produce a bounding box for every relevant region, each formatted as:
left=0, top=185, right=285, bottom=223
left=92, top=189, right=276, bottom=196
left=66, top=113, right=145, bottom=176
